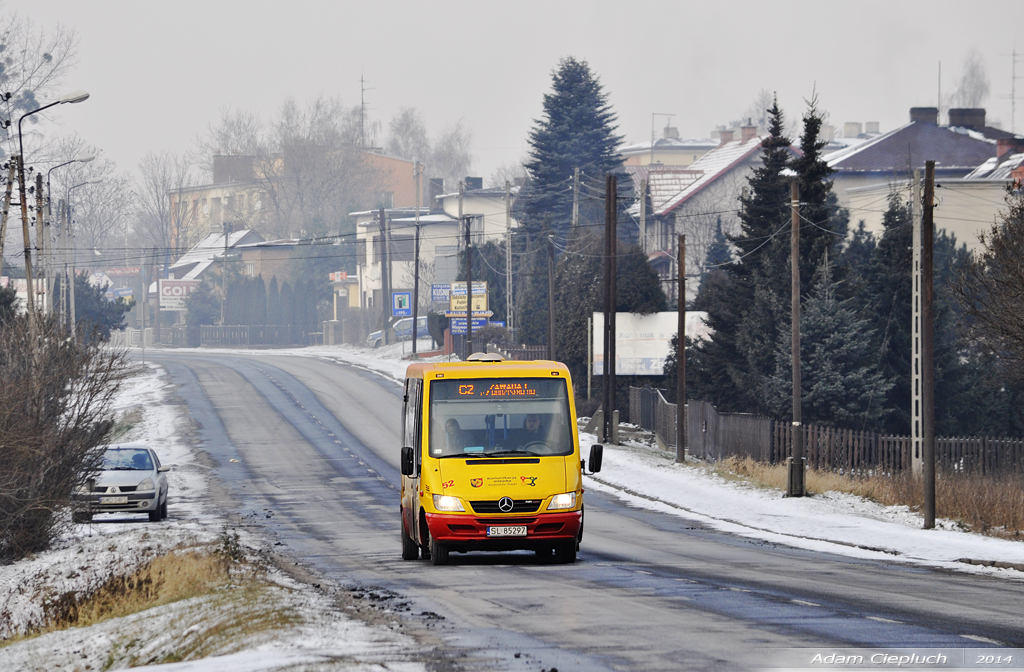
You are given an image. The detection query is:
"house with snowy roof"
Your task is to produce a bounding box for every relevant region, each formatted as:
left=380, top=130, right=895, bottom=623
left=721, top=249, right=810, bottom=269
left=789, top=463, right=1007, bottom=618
left=634, top=128, right=799, bottom=303
left=835, top=107, right=1024, bottom=251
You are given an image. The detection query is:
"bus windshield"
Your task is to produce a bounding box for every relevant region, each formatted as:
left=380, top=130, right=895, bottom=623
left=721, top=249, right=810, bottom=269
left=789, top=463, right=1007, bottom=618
left=429, top=377, right=573, bottom=458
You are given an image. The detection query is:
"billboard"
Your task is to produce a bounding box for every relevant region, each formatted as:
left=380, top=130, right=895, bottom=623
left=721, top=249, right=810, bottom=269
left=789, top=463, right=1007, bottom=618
left=159, top=279, right=201, bottom=311
left=450, top=317, right=489, bottom=334
left=431, top=283, right=451, bottom=302
left=591, top=311, right=710, bottom=376
left=449, top=281, right=487, bottom=313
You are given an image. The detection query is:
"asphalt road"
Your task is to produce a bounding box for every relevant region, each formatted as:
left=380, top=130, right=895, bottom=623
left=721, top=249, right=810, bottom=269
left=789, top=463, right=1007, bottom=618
left=150, top=350, right=1024, bottom=672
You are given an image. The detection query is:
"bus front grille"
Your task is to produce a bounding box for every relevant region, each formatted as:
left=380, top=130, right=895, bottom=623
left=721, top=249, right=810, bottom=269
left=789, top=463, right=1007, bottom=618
left=470, top=499, right=542, bottom=514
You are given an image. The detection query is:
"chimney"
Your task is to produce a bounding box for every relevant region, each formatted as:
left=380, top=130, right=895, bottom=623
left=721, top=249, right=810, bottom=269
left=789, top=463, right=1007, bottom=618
left=428, top=177, right=445, bottom=213
left=996, top=137, right=1024, bottom=157
left=821, top=124, right=836, bottom=142
left=843, top=122, right=862, bottom=138
left=864, top=121, right=880, bottom=135
left=948, top=108, right=986, bottom=129
left=464, top=176, right=483, bottom=191
left=740, top=125, right=757, bottom=143
left=718, top=129, right=734, bottom=146
left=910, top=107, right=939, bottom=125
left=663, top=126, right=680, bottom=139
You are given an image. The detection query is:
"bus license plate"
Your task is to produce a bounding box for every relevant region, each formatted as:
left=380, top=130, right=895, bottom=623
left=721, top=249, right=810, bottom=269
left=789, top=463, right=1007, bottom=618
left=487, top=525, right=527, bottom=537
left=99, top=496, right=128, bottom=504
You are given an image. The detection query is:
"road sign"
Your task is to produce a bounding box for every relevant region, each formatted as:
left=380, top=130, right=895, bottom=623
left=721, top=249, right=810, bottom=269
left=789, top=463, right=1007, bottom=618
left=431, top=283, right=451, bottom=302
left=450, top=281, right=487, bottom=313
left=329, top=271, right=348, bottom=282
left=450, top=317, right=489, bottom=334
left=104, top=287, right=134, bottom=301
left=159, top=279, right=201, bottom=311
left=392, top=291, right=412, bottom=317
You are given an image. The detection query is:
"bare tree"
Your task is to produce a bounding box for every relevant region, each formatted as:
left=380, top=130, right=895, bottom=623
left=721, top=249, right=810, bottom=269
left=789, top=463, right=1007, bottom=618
left=0, top=13, right=79, bottom=159
left=949, top=48, right=990, bottom=109
left=487, top=158, right=528, bottom=189
left=385, top=107, right=430, bottom=163
left=954, top=183, right=1024, bottom=381
left=431, top=120, right=474, bottom=186
left=192, top=107, right=264, bottom=181
left=135, top=151, right=200, bottom=257
left=741, top=88, right=775, bottom=133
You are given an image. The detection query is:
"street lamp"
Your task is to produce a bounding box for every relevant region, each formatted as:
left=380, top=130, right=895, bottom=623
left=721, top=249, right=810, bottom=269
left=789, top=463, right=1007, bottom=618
left=66, top=179, right=101, bottom=331
left=16, top=89, right=90, bottom=315
left=46, top=155, right=95, bottom=318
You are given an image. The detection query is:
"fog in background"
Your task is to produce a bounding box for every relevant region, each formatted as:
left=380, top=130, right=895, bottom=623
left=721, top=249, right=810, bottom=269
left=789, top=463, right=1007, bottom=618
left=11, top=0, right=1024, bottom=182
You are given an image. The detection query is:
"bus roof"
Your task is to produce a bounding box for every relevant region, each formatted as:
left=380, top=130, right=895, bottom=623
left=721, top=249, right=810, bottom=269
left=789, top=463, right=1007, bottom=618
left=405, top=359, right=570, bottom=380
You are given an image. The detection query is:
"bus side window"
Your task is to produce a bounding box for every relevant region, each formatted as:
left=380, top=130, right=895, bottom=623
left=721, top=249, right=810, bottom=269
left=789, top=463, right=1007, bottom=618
left=410, top=379, right=423, bottom=475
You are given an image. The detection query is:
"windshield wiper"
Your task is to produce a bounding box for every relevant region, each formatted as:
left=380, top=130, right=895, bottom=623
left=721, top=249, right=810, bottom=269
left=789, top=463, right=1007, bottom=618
left=479, top=450, right=539, bottom=457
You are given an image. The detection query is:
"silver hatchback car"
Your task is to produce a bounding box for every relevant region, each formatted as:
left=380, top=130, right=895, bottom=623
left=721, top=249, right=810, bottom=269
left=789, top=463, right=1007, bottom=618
left=73, top=444, right=170, bottom=523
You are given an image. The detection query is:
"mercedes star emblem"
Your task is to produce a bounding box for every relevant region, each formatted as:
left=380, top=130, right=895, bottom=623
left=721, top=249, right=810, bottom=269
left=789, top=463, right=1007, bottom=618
left=498, top=497, right=514, bottom=513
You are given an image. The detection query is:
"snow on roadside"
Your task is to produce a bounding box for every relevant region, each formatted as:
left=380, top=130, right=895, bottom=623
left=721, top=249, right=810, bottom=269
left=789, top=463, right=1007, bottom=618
left=283, top=343, right=1024, bottom=580
left=0, top=361, right=426, bottom=671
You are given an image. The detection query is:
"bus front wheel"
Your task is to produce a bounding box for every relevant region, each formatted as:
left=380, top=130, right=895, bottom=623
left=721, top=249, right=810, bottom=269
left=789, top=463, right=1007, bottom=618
left=555, top=541, right=577, bottom=564
left=429, top=537, right=449, bottom=565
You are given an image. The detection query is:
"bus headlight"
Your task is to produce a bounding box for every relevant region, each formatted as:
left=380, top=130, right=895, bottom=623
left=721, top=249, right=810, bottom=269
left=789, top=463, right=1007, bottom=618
left=547, top=492, right=576, bottom=510
left=432, top=494, right=465, bottom=512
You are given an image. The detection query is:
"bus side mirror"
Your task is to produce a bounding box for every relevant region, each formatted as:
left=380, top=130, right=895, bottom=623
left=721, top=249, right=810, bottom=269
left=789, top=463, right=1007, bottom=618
left=401, top=447, right=414, bottom=476
left=588, top=444, right=603, bottom=473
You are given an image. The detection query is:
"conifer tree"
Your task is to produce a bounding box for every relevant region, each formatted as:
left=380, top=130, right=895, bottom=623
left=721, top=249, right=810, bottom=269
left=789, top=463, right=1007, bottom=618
left=267, top=276, right=281, bottom=325
left=520, top=57, right=623, bottom=236
left=764, top=255, right=893, bottom=426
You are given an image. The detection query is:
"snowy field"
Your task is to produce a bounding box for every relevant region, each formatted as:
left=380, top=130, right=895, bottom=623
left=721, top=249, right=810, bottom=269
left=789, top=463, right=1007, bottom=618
left=2, top=339, right=1023, bottom=670
left=0, top=359, right=426, bottom=672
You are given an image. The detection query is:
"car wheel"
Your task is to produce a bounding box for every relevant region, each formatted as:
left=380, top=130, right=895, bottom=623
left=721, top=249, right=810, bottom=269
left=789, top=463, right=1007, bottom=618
left=148, top=503, right=162, bottom=522
left=160, top=497, right=168, bottom=519
left=72, top=510, right=91, bottom=524
left=429, top=536, right=449, bottom=566
left=555, top=541, right=577, bottom=564
left=402, top=529, right=419, bottom=560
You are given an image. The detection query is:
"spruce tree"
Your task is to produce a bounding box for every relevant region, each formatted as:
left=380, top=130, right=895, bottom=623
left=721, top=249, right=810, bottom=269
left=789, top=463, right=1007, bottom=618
left=520, top=57, right=623, bottom=236
left=267, top=276, right=281, bottom=325
left=763, top=255, right=893, bottom=427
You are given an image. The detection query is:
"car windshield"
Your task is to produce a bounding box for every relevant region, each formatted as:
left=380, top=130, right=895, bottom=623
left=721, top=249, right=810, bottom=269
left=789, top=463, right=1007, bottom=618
left=429, top=377, right=573, bottom=458
left=103, top=448, right=153, bottom=471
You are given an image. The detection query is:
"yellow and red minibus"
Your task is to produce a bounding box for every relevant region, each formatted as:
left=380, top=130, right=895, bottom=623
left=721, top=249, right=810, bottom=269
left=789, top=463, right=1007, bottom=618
left=400, top=354, right=602, bottom=565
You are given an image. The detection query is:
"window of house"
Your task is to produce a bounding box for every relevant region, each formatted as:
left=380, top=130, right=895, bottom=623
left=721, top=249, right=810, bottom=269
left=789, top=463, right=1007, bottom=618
left=356, top=239, right=367, bottom=267
left=390, top=234, right=415, bottom=262
left=246, top=262, right=256, bottom=277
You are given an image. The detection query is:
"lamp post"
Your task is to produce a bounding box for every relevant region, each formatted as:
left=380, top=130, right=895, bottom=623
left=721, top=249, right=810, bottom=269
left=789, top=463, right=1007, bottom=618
left=46, top=155, right=94, bottom=317
left=66, top=179, right=101, bottom=331
left=16, top=89, right=90, bottom=316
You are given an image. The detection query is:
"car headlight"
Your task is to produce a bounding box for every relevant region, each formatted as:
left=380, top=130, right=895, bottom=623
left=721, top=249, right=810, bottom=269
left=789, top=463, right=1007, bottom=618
left=73, top=484, right=90, bottom=495
left=137, top=478, right=155, bottom=492
left=432, top=494, right=464, bottom=512
left=547, top=492, right=576, bottom=510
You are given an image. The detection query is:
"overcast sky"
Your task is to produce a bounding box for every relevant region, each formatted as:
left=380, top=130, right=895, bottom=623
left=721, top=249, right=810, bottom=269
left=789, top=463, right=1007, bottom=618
left=12, top=0, right=1024, bottom=183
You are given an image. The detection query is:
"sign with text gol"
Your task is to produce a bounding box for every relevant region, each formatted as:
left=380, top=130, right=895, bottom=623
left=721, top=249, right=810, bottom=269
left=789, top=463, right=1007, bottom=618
left=159, top=279, right=201, bottom=311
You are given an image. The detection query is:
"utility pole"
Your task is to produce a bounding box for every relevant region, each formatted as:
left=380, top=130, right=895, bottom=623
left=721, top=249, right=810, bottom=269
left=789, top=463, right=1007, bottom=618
left=639, top=177, right=648, bottom=253
left=57, top=199, right=67, bottom=324
left=412, top=162, right=421, bottom=355
left=379, top=207, right=389, bottom=346
left=911, top=169, right=923, bottom=477
left=17, top=154, right=36, bottom=316
left=787, top=180, right=805, bottom=497
left=464, top=215, right=473, bottom=359
left=547, top=235, right=555, bottom=361
left=602, top=174, right=618, bottom=444
left=571, top=167, right=580, bottom=230
left=34, top=173, right=46, bottom=314
left=220, top=222, right=232, bottom=325
left=67, top=199, right=77, bottom=330
left=922, top=161, right=937, bottom=529
left=609, top=175, right=617, bottom=445
left=505, top=180, right=513, bottom=333
left=0, top=162, right=16, bottom=278
left=153, top=247, right=161, bottom=345
left=677, top=234, right=686, bottom=463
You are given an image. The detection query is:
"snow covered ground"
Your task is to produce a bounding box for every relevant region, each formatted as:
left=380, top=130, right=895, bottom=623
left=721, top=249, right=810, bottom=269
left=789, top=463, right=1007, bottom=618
left=2, top=340, right=1022, bottom=670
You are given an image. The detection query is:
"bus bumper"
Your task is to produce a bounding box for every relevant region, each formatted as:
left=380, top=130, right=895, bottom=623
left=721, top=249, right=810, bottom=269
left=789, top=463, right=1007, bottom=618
left=425, top=510, right=582, bottom=551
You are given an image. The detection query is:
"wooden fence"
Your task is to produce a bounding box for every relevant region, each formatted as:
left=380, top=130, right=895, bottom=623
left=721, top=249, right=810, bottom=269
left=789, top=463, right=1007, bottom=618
left=628, top=387, right=1024, bottom=478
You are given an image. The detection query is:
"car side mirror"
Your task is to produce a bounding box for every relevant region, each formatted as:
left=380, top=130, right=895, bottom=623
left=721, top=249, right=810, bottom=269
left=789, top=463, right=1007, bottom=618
left=401, top=446, right=414, bottom=476
left=588, top=444, right=603, bottom=473
left=158, top=466, right=170, bottom=473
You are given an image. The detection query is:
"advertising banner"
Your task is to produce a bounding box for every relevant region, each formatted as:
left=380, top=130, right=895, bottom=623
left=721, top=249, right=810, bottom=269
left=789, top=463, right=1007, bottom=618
left=591, top=311, right=710, bottom=376
left=431, top=283, right=451, bottom=302
left=159, top=279, right=201, bottom=311
left=449, top=317, right=489, bottom=334
left=449, top=281, right=487, bottom=313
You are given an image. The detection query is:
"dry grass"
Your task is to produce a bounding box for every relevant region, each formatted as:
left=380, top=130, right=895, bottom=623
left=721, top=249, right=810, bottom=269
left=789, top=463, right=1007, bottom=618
left=705, top=457, right=1024, bottom=540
